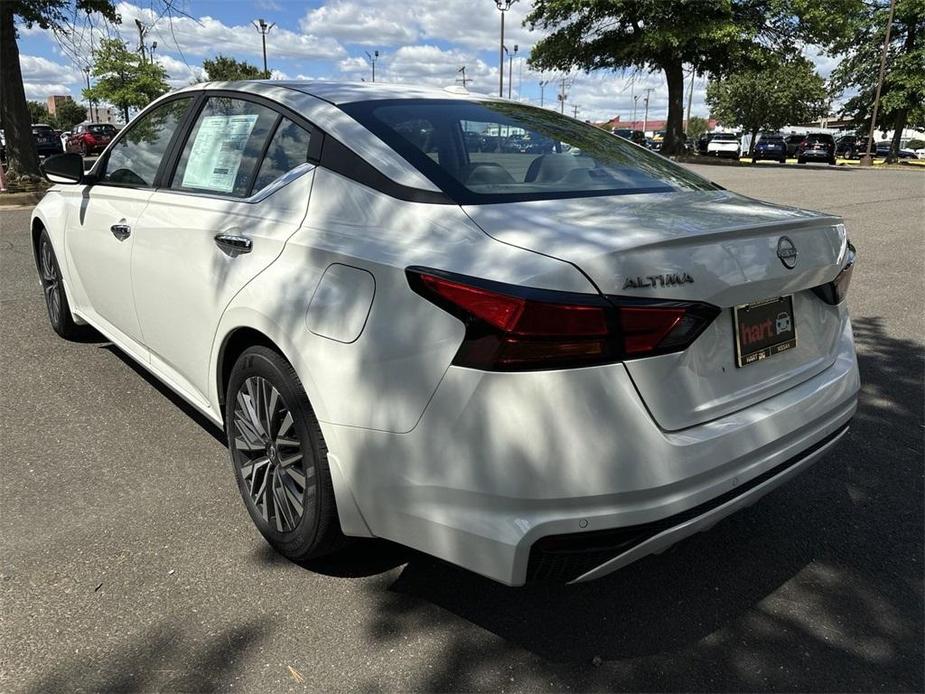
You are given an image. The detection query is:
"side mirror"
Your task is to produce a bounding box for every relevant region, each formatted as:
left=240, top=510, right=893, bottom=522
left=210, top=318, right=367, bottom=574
left=41, top=153, right=84, bottom=185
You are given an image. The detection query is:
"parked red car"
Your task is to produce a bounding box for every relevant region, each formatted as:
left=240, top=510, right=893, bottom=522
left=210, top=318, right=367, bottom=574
left=66, top=123, right=117, bottom=156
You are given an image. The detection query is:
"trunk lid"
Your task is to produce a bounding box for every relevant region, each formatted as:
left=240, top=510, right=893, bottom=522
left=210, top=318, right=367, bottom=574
left=464, top=190, right=849, bottom=430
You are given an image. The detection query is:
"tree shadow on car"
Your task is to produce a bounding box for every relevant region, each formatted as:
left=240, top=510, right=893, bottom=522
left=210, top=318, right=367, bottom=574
left=296, top=315, right=923, bottom=692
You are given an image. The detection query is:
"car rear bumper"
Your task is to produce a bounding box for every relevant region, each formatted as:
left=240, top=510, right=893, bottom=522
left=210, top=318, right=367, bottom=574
left=800, top=150, right=833, bottom=160
left=326, top=318, right=859, bottom=585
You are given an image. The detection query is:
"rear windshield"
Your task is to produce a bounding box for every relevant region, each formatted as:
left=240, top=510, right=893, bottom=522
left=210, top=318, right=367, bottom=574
left=805, top=134, right=835, bottom=144
left=89, top=124, right=116, bottom=135
left=341, top=99, right=715, bottom=204
left=32, top=126, right=55, bottom=135
left=760, top=134, right=785, bottom=142
left=711, top=133, right=738, bottom=141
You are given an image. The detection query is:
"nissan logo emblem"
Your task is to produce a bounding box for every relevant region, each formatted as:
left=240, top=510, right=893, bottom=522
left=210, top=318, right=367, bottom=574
left=777, top=236, right=798, bottom=269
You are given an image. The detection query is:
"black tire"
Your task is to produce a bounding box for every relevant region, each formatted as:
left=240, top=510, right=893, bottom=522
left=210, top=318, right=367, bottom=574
left=779, top=158, right=786, bottom=164
left=37, top=229, right=84, bottom=340
left=79, top=142, right=88, bottom=157
left=225, top=346, right=345, bottom=562
left=751, top=157, right=757, bottom=164
left=797, top=157, right=806, bottom=164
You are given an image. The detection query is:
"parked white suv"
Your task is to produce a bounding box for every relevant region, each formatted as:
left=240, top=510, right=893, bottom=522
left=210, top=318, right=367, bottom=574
left=707, top=132, right=742, bottom=159
left=32, top=82, right=859, bottom=585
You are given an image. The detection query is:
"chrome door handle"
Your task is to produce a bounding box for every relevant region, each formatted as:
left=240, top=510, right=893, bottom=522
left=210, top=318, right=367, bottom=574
left=110, top=223, right=131, bottom=241
left=214, top=234, right=253, bottom=257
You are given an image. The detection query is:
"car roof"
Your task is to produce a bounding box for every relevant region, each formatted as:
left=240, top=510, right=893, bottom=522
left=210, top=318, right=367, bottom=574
left=183, top=79, right=487, bottom=106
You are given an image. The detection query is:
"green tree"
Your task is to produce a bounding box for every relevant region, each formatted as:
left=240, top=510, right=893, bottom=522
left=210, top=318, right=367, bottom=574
left=706, top=56, right=829, bottom=155
left=0, top=0, right=117, bottom=179
left=686, top=115, right=710, bottom=140
left=84, top=38, right=169, bottom=124
left=202, top=54, right=265, bottom=81
left=817, top=0, right=924, bottom=162
left=26, top=100, right=49, bottom=124
left=51, top=98, right=90, bottom=130
left=526, top=0, right=798, bottom=156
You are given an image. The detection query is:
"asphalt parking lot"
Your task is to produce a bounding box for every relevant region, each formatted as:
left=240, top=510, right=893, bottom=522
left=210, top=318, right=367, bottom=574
left=1, top=164, right=922, bottom=692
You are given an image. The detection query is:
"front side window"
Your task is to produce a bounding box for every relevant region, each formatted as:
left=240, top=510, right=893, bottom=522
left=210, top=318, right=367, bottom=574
left=341, top=99, right=715, bottom=203
left=171, top=97, right=278, bottom=197
left=102, top=97, right=192, bottom=187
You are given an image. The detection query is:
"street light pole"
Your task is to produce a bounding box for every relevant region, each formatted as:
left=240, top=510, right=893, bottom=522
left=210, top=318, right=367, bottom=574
left=508, top=44, right=518, bottom=99
left=494, top=1, right=515, bottom=98
left=861, top=0, right=896, bottom=166
left=252, top=18, right=276, bottom=78
left=365, top=50, right=379, bottom=82
left=642, top=88, right=653, bottom=134
left=632, top=95, right=639, bottom=128
left=83, top=65, right=94, bottom=122
left=539, top=79, right=548, bottom=107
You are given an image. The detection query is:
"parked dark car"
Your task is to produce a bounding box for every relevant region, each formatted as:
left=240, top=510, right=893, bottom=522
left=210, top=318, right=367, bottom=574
left=784, top=134, right=806, bottom=158
left=752, top=133, right=787, bottom=163
left=797, top=133, right=836, bottom=165
left=66, top=122, right=117, bottom=156
left=612, top=128, right=646, bottom=146
left=835, top=135, right=875, bottom=159
left=696, top=132, right=713, bottom=154
left=875, top=141, right=919, bottom=159
left=31, top=123, right=63, bottom=157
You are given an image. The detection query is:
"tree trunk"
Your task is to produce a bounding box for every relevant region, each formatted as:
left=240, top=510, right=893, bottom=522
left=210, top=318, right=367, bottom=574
left=886, top=19, right=918, bottom=163
left=661, top=61, right=686, bottom=156
left=749, top=128, right=759, bottom=157
left=888, top=108, right=907, bottom=163
left=0, top=4, right=42, bottom=180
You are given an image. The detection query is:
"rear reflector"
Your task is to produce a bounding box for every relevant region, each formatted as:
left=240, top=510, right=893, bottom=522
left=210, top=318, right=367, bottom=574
left=408, top=268, right=719, bottom=371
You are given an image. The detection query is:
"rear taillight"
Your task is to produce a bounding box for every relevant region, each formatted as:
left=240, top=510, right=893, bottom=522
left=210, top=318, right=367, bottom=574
left=407, top=268, right=719, bottom=371
left=813, top=242, right=856, bottom=305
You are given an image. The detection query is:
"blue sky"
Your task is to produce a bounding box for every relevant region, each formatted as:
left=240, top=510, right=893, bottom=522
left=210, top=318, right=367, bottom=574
left=17, top=1, right=840, bottom=124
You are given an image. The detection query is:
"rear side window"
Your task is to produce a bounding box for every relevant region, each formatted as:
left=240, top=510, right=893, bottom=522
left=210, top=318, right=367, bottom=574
left=102, top=97, right=193, bottom=187
left=252, top=118, right=312, bottom=193
left=171, top=97, right=278, bottom=197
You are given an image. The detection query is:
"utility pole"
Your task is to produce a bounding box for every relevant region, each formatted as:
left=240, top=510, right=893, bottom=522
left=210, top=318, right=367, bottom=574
left=495, top=1, right=515, bottom=98
left=83, top=65, right=94, bottom=121
left=134, top=18, right=147, bottom=63
left=508, top=44, right=518, bottom=99
left=539, top=79, right=549, bottom=107
left=632, top=95, right=639, bottom=129
left=572, top=104, right=580, bottom=119
left=642, top=87, right=653, bottom=134
left=861, top=0, right=896, bottom=166
left=558, top=76, right=568, bottom=114
left=456, top=66, right=472, bottom=88
left=365, top=50, right=379, bottom=82
left=252, top=18, right=276, bottom=78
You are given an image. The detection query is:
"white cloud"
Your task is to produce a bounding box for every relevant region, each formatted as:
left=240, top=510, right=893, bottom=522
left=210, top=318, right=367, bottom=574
left=19, top=55, right=84, bottom=101
left=114, top=2, right=345, bottom=62
left=301, top=0, right=539, bottom=51
left=155, top=54, right=205, bottom=88
left=369, top=44, right=496, bottom=91
left=301, top=2, right=417, bottom=46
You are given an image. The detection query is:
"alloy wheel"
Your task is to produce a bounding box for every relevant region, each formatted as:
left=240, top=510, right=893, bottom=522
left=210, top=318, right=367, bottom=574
left=39, top=238, right=62, bottom=326
left=232, top=376, right=312, bottom=533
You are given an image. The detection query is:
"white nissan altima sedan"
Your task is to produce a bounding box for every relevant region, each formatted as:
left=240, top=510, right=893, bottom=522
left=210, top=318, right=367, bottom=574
left=32, top=81, right=859, bottom=585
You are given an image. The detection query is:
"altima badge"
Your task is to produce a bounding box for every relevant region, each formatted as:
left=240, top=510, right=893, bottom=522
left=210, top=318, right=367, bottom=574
left=623, top=272, right=694, bottom=289
left=777, top=236, right=798, bottom=269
